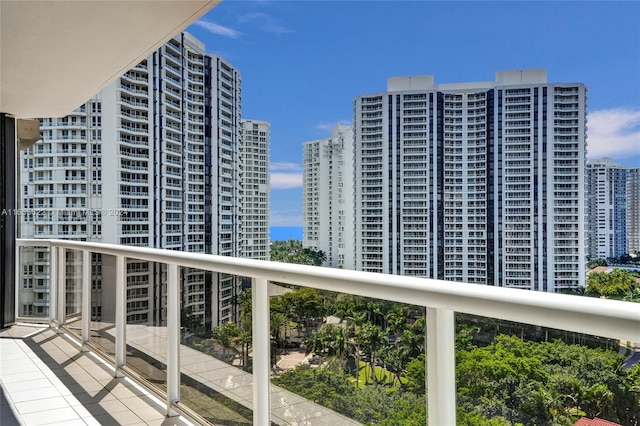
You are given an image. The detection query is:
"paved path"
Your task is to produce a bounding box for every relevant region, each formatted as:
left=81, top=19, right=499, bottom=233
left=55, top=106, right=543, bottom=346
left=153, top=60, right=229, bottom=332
left=276, top=349, right=311, bottom=371
left=118, top=325, right=361, bottom=426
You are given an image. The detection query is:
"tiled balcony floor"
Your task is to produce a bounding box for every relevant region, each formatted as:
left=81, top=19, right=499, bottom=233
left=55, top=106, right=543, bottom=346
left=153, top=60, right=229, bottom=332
left=1, top=324, right=362, bottom=426
left=0, top=324, right=195, bottom=426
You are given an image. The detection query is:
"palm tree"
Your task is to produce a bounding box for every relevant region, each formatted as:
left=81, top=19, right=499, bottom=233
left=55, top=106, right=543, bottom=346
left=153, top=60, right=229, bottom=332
left=585, top=383, right=614, bottom=418
left=344, top=311, right=367, bottom=388
left=397, top=329, right=423, bottom=359
left=302, top=247, right=326, bottom=266
left=363, top=301, right=384, bottom=326
left=385, top=306, right=406, bottom=337
left=304, top=331, right=327, bottom=362
left=211, top=321, right=239, bottom=362
left=304, top=323, right=350, bottom=371
left=361, top=323, right=388, bottom=385
left=270, top=311, right=291, bottom=351
left=232, top=321, right=252, bottom=371
left=234, top=289, right=252, bottom=323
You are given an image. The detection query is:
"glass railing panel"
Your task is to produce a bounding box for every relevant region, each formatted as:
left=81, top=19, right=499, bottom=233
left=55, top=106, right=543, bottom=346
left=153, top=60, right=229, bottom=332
left=453, top=313, right=636, bottom=425
left=88, top=253, right=116, bottom=357
left=179, top=270, right=253, bottom=425
left=64, top=249, right=83, bottom=338
left=17, top=245, right=51, bottom=320
left=123, top=259, right=168, bottom=393
left=269, top=288, right=427, bottom=425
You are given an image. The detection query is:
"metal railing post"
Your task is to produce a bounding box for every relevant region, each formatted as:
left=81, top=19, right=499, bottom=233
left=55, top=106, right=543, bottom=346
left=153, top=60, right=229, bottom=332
left=81, top=249, right=90, bottom=351
left=57, top=247, right=66, bottom=331
left=426, top=307, right=456, bottom=426
left=252, top=277, right=270, bottom=425
left=49, top=245, right=57, bottom=327
left=167, top=263, right=180, bottom=416
left=115, top=255, right=126, bottom=378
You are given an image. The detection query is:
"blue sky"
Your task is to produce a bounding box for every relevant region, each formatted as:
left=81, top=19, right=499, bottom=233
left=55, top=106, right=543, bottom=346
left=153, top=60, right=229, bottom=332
left=186, top=1, right=640, bottom=227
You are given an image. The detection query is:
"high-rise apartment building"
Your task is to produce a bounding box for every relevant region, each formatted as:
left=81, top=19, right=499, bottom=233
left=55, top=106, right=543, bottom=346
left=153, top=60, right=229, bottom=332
left=586, top=158, right=628, bottom=260
left=240, top=119, right=271, bottom=261
left=206, top=53, right=244, bottom=327
left=347, top=69, right=586, bottom=291
left=625, top=168, right=640, bottom=255
left=302, top=124, right=354, bottom=267
left=18, top=33, right=267, bottom=329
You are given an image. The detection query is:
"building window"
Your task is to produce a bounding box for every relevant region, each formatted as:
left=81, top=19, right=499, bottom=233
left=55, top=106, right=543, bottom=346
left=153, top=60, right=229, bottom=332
left=22, top=304, right=33, bottom=316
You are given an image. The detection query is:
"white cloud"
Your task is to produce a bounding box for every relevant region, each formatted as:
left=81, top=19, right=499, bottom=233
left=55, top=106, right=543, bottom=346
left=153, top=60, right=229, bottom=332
left=237, top=12, right=269, bottom=23
left=587, top=108, right=640, bottom=159
left=192, top=20, right=241, bottom=39
left=314, top=119, right=351, bottom=132
left=262, top=23, right=294, bottom=35
left=314, top=123, right=333, bottom=131
left=271, top=173, right=302, bottom=189
left=270, top=212, right=303, bottom=227
left=271, top=162, right=302, bottom=172
left=237, top=12, right=293, bottom=35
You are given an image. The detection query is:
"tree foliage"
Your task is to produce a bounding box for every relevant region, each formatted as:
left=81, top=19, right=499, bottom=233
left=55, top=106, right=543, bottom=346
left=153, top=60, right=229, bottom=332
left=587, top=258, right=608, bottom=269
left=234, top=286, right=640, bottom=425
left=180, top=307, right=203, bottom=334
left=271, top=287, right=327, bottom=328
left=270, top=239, right=326, bottom=266
left=587, top=269, right=640, bottom=301
left=457, top=335, right=640, bottom=425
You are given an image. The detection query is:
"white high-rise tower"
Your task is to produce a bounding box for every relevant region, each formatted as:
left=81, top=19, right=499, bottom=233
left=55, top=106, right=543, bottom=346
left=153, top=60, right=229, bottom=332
left=19, top=33, right=255, bottom=329
left=348, top=69, right=586, bottom=291
left=586, top=158, right=628, bottom=260
left=302, top=124, right=354, bottom=268
left=240, top=119, right=271, bottom=261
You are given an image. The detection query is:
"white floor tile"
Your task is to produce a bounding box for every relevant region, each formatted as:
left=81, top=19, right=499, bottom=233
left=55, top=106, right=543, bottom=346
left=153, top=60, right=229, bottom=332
left=0, top=370, right=47, bottom=384
left=14, top=395, right=69, bottom=414
left=2, top=378, right=54, bottom=393
left=20, top=406, right=80, bottom=426
left=9, top=386, right=62, bottom=403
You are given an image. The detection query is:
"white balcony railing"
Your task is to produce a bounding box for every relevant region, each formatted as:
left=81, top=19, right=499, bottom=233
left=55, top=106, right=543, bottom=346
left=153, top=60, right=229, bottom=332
left=15, top=238, right=640, bottom=426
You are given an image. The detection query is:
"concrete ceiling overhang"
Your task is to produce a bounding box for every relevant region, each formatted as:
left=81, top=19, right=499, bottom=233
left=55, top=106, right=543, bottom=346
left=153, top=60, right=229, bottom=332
left=0, top=0, right=220, bottom=119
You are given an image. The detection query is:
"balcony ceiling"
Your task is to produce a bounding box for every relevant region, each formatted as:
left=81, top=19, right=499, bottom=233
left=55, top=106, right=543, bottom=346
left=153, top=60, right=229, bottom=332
left=0, top=0, right=220, bottom=119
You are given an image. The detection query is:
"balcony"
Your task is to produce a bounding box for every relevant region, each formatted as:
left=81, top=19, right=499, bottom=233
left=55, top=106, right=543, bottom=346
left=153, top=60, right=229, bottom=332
left=7, top=238, right=640, bottom=425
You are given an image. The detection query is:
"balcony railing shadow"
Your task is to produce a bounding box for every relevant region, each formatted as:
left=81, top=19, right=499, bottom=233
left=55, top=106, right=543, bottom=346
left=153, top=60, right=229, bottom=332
left=0, top=386, right=21, bottom=426
left=0, top=325, right=196, bottom=425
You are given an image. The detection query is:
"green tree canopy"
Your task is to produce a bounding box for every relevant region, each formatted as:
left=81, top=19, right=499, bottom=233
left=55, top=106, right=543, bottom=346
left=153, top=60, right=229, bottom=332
left=587, top=258, right=608, bottom=269
left=270, top=239, right=326, bottom=266
left=587, top=269, right=639, bottom=300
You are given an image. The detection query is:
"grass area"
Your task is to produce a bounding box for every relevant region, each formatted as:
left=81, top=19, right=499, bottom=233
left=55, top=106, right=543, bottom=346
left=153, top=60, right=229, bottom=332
left=349, top=361, right=407, bottom=389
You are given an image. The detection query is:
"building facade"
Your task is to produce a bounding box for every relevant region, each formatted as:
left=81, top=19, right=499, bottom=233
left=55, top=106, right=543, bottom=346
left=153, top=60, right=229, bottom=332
left=626, top=168, right=640, bottom=255
left=18, top=33, right=267, bottom=329
left=240, top=119, right=271, bottom=261
left=586, top=158, right=628, bottom=260
left=302, top=124, right=354, bottom=268
left=350, top=69, right=586, bottom=291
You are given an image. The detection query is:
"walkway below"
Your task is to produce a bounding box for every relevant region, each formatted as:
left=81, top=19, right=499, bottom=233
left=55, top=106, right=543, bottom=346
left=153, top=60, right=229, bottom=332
left=118, top=324, right=360, bottom=426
